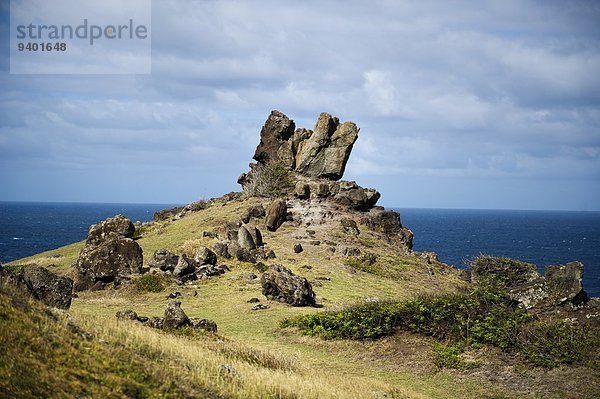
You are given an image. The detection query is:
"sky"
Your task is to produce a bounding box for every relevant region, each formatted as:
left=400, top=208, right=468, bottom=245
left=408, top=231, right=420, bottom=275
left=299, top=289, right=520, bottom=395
left=0, top=0, right=599, bottom=211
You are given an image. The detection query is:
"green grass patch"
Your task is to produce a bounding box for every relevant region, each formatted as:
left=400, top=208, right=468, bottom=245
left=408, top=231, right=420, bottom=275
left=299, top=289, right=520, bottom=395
left=432, top=342, right=480, bottom=370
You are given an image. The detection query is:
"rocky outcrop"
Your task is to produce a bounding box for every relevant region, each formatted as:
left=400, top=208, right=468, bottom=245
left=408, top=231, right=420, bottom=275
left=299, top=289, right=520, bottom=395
left=361, top=209, right=413, bottom=250
left=173, top=255, right=195, bottom=279
left=545, top=261, right=587, bottom=305
left=242, top=204, right=266, bottom=224
left=295, top=112, right=359, bottom=180
left=0, top=264, right=73, bottom=309
left=249, top=110, right=358, bottom=181
left=253, top=110, right=296, bottom=165
left=74, top=215, right=143, bottom=291
left=340, top=218, right=360, bottom=236
left=261, top=265, right=316, bottom=306
left=149, top=248, right=179, bottom=271
left=117, top=301, right=218, bottom=333
left=471, top=256, right=593, bottom=314
left=266, top=199, right=288, bottom=231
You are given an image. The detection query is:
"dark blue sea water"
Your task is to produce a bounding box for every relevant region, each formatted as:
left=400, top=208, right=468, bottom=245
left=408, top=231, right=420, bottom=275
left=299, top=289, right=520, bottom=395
left=0, top=203, right=598, bottom=297
left=397, top=208, right=600, bottom=298
left=0, top=202, right=177, bottom=264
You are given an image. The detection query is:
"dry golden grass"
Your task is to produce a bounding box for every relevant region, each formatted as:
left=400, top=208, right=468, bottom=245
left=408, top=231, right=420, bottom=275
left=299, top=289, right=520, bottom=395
left=8, top=196, right=514, bottom=398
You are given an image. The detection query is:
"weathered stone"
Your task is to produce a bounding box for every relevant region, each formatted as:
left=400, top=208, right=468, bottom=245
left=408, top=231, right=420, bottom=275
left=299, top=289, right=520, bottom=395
left=173, top=255, right=195, bottom=278
left=294, top=182, right=310, bottom=199
left=86, top=214, right=135, bottom=246
left=261, top=265, right=316, bottom=306
left=242, top=204, right=266, bottom=224
left=361, top=210, right=413, bottom=250
left=192, top=318, right=218, bottom=333
left=295, top=112, right=358, bottom=180
left=149, top=248, right=179, bottom=271
left=335, top=187, right=380, bottom=211
left=293, top=244, right=303, bottom=253
left=21, top=265, right=73, bottom=309
left=163, top=300, right=191, bottom=330
left=236, top=248, right=256, bottom=263
left=545, top=261, right=588, bottom=305
left=144, top=317, right=164, bottom=329
left=266, top=199, right=287, bottom=231
left=238, top=225, right=257, bottom=250
left=194, top=246, right=217, bottom=266
left=197, top=263, right=228, bottom=277
left=212, top=241, right=231, bottom=258
left=508, top=278, right=549, bottom=309
left=253, top=110, right=296, bottom=164
left=75, top=237, right=143, bottom=288
left=1, top=264, right=73, bottom=309
left=340, top=218, right=360, bottom=235
left=116, top=309, right=138, bottom=320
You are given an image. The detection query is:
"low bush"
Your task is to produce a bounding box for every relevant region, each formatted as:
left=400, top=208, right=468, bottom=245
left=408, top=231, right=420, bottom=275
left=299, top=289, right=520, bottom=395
left=470, top=255, right=538, bottom=287
left=133, top=274, right=167, bottom=293
left=515, top=320, right=600, bottom=368
left=282, top=258, right=600, bottom=369
left=243, top=161, right=293, bottom=198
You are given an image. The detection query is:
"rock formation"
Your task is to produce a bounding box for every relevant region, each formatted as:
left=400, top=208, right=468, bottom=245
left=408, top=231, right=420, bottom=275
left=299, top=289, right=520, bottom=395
left=240, top=110, right=365, bottom=189
left=73, top=215, right=143, bottom=291
left=261, top=264, right=316, bottom=306
left=116, top=301, right=218, bottom=333
left=148, top=248, right=179, bottom=271
left=265, top=199, right=288, bottom=231
left=0, top=264, right=73, bottom=309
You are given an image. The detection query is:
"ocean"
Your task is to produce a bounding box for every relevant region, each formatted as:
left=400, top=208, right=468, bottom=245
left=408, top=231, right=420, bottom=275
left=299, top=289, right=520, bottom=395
left=0, top=201, right=176, bottom=263
left=0, top=202, right=598, bottom=297
left=397, top=208, right=600, bottom=297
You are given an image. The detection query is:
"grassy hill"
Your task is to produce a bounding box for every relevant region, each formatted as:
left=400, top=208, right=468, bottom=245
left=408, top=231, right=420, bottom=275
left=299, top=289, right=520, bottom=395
left=4, top=195, right=599, bottom=398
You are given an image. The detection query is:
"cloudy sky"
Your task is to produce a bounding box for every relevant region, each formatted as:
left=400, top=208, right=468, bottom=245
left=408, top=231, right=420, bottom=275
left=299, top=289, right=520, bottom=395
left=1, top=0, right=599, bottom=210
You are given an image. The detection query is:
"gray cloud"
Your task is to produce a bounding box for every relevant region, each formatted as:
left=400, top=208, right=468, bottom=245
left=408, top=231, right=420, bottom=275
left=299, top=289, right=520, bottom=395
left=0, top=0, right=598, bottom=209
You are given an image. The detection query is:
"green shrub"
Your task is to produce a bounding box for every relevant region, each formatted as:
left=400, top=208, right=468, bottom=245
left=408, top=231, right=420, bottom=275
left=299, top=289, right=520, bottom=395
left=243, top=161, right=293, bottom=198
left=516, top=321, right=600, bottom=368
left=133, top=274, right=166, bottom=293
left=470, top=255, right=538, bottom=287
left=281, top=300, right=403, bottom=340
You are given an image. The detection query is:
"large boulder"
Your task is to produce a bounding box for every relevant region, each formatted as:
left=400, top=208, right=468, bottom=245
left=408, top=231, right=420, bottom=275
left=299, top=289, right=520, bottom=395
left=75, top=238, right=143, bottom=289
left=295, top=112, right=358, bottom=180
left=261, top=265, right=316, bottom=306
left=149, top=248, right=179, bottom=271
left=242, top=204, right=266, bottom=224
left=74, top=215, right=144, bottom=290
left=194, top=246, right=217, bottom=266
left=0, top=264, right=73, bottom=309
left=173, top=255, right=195, bottom=278
left=163, top=300, right=191, bottom=330
left=253, top=110, right=296, bottom=165
left=247, top=111, right=359, bottom=183
left=545, top=261, right=588, bottom=305
left=265, top=199, right=287, bottom=232
left=86, top=214, right=135, bottom=246
left=361, top=209, right=413, bottom=250
left=237, top=225, right=257, bottom=250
